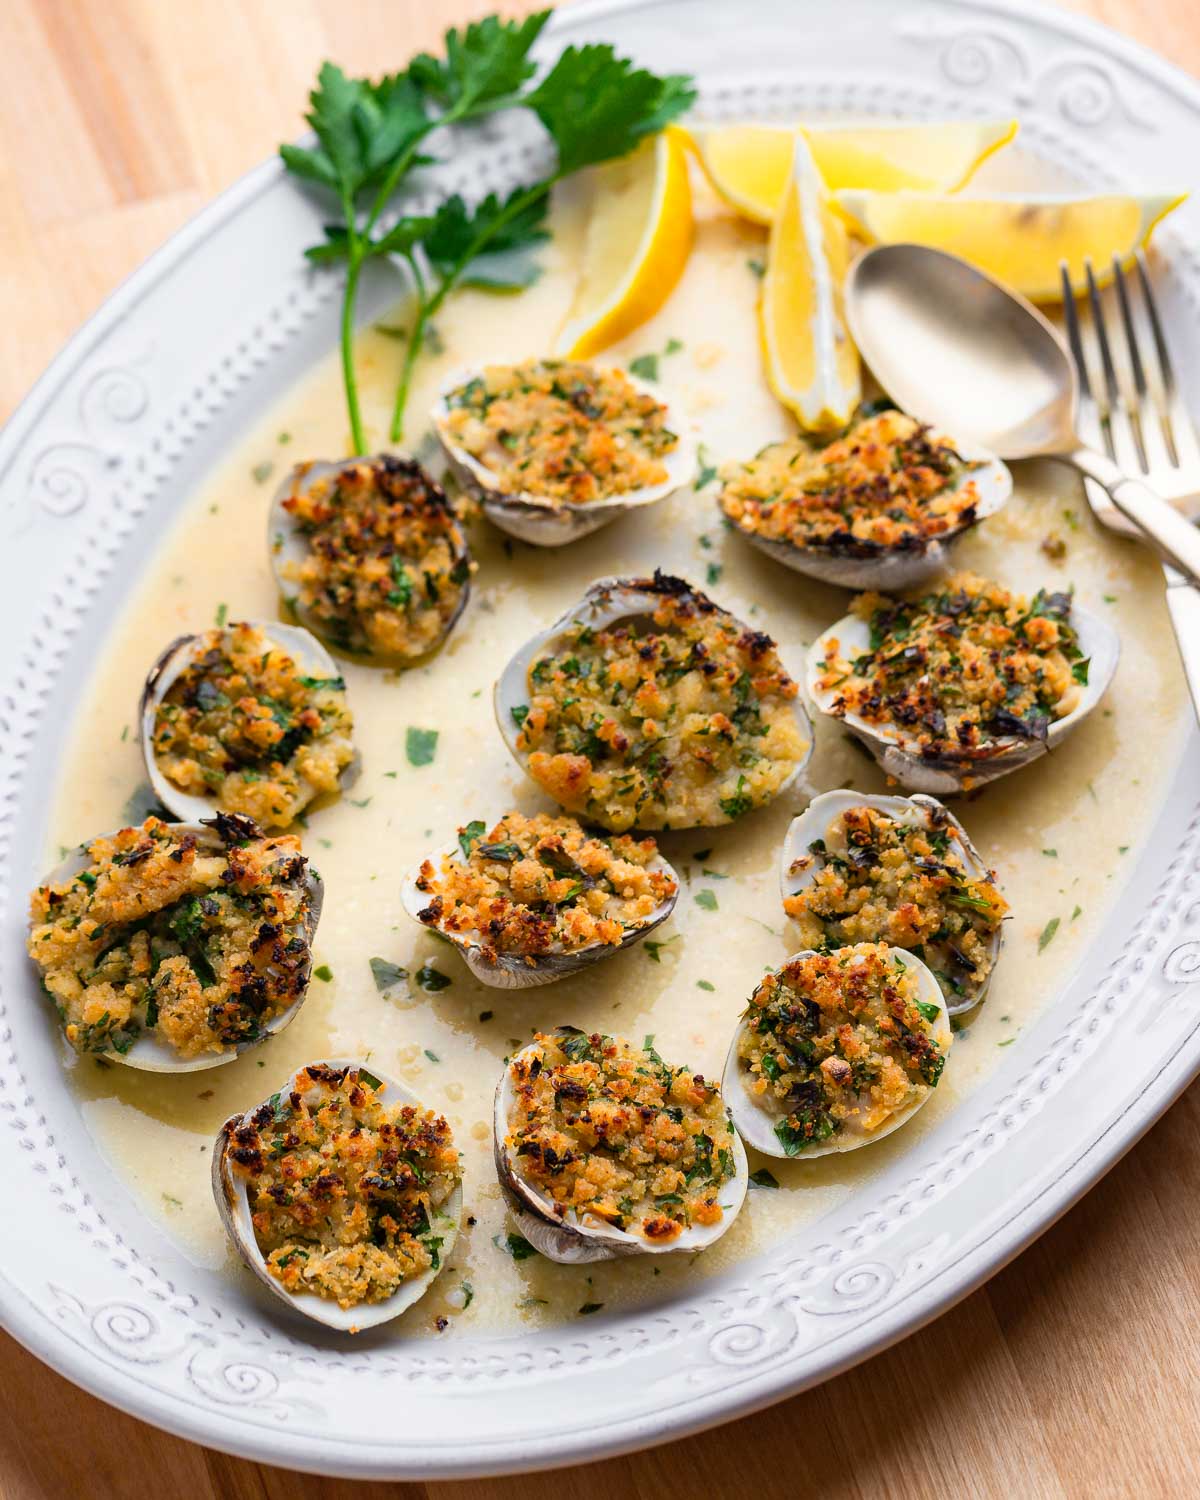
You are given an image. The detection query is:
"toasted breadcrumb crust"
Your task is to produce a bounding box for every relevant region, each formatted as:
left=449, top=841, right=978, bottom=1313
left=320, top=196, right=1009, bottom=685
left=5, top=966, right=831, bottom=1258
left=784, top=804, right=1006, bottom=1005
left=516, top=574, right=807, bottom=831
left=720, top=410, right=981, bottom=553
left=415, top=812, right=676, bottom=963
left=737, top=944, right=947, bottom=1153
left=27, top=815, right=313, bottom=1059
left=150, top=622, right=354, bottom=828
left=228, top=1064, right=459, bottom=1308
left=443, top=360, right=677, bottom=508
left=278, top=456, right=471, bottom=659
left=506, top=1031, right=736, bottom=1243
left=813, top=572, right=1085, bottom=758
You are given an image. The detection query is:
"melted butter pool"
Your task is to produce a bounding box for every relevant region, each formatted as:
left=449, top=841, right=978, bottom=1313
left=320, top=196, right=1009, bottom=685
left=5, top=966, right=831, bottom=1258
left=47, top=183, right=1187, bottom=1338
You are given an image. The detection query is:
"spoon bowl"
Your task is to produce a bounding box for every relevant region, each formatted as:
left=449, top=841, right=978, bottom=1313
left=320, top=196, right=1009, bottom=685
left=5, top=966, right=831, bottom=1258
left=844, top=242, right=1200, bottom=584
left=845, top=243, right=1077, bottom=458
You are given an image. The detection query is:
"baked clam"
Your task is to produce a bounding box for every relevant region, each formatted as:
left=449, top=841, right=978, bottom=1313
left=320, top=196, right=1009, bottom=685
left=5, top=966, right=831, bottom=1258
left=213, top=1059, right=462, bottom=1331
left=780, top=789, right=1005, bottom=1015
left=495, top=1027, right=748, bottom=1263
left=268, top=454, right=472, bottom=661
left=806, top=571, right=1119, bottom=794
left=140, top=619, right=358, bottom=828
left=26, top=814, right=321, bottom=1073
left=722, top=943, right=951, bottom=1159
left=719, top=407, right=1011, bottom=591
left=495, top=572, right=813, bottom=832
left=432, top=358, right=695, bottom=547
left=400, top=811, right=679, bottom=989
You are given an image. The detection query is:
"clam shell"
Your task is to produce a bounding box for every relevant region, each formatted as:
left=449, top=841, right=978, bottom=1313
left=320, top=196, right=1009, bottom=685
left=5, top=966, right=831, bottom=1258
left=495, top=574, right=814, bottom=829
left=432, top=367, right=696, bottom=548
left=722, top=947, right=952, bottom=1159
left=780, top=789, right=1001, bottom=1014
left=400, top=833, right=679, bottom=989
left=29, top=821, right=322, bottom=1073
left=722, top=440, right=1011, bottom=591
left=267, top=456, right=471, bottom=660
left=140, top=620, right=360, bottom=825
left=805, top=600, right=1119, bottom=794
left=494, top=1027, right=748, bottom=1263
left=212, top=1058, right=462, bottom=1331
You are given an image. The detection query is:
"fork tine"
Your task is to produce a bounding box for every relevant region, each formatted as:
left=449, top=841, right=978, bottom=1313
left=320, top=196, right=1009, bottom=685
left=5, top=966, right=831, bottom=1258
left=1061, top=262, right=1093, bottom=400
left=1060, top=261, right=1108, bottom=459
left=1135, top=250, right=1200, bottom=476
left=1059, top=259, right=1131, bottom=533
left=1112, top=254, right=1178, bottom=476
left=1086, top=258, right=1147, bottom=472
left=1111, top=257, right=1148, bottom=403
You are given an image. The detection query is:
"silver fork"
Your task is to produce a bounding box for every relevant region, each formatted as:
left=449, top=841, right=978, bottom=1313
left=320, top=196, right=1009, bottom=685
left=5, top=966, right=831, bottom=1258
left=1061, top=251, right=1200, bottom=721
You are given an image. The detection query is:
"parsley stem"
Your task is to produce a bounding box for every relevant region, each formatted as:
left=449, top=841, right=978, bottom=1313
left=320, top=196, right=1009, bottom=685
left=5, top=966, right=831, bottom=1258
left=347, top=96, right=509, bottom=449
left=388, top=176, right=557, bottom=440
left=339, top=189, right=367, bottom=455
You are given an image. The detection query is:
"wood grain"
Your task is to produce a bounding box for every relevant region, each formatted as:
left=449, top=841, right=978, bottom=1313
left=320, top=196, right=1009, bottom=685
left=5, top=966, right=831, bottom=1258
left=2, top=2, right=1199, bottom=1496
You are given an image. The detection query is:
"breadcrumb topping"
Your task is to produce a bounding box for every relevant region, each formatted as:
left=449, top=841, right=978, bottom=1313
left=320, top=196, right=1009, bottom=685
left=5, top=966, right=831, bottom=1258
left=228, top=1063, right=459, bottom=1308
left=415, top=811, right=676, bottom=963
left=150, top=622, right=354, bottom=828
left=515, top=573, right=807, bottom=831
left=813, top=572, right=1086, bottom=758
left=505, top=1031, right=736, bottom=1243
left=277, top=456, right=471, bottom=659
left=737, top=944, right=948, bottom=1153
left=720, top=409, right=981, bottom=553
left=27, top=814, right=313, bottom=1059
left=784, top=803, right=1006, bottom=1005
left=443, top=359, right=676, bottom=506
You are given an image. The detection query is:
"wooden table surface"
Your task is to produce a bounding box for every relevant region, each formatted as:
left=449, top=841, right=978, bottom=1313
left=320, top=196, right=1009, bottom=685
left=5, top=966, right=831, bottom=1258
left=2, top=1, right=1198, bottom=1495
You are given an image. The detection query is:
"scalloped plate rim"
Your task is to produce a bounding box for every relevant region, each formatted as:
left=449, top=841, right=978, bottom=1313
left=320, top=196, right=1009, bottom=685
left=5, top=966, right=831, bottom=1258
left=2, top=0, right=1200, bottom=1480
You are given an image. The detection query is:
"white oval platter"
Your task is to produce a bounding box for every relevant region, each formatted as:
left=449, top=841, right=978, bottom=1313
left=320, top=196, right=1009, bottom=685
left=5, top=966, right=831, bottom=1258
left=3, top=0, right=1200, bottom=1479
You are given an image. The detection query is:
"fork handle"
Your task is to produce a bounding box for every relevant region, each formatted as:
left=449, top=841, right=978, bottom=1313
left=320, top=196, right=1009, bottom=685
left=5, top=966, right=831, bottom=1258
left=1164, top=570, right=1200, bottom=725
left=1068, top=446, right=1200, bottom=583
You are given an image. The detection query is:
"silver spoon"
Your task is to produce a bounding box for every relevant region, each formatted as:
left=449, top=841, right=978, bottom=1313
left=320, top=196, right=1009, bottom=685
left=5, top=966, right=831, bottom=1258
left=844, top=243, right=1200, bottom=583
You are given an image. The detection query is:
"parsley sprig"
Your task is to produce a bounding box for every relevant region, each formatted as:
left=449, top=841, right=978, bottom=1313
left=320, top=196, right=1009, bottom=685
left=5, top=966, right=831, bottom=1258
left=281, top=15, right=694, bottom=449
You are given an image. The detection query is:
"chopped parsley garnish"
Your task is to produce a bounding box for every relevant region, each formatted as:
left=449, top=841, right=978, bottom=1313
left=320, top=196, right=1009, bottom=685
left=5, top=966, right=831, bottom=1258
left=458, top=819, right=487, bottom=860
left=719, top=774, right=753, bottom=820
left=494, top=1231, right=537, bottom=1261
left=369, top=957, right=408, bottom=993
left=406, top=726, right=439, bottom=766
left=644, top=935, right=680, bottom=963
left=694, top=444, right=717, bottom=490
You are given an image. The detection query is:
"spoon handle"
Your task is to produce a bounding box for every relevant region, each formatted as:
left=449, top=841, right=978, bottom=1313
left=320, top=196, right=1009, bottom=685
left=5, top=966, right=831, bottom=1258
left=1068, top=445, right=1200, bottom=583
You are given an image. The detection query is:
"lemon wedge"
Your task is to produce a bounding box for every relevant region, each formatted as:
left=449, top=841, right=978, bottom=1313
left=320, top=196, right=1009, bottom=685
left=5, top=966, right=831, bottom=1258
left=692, top=120, right=1017, bottom=224
left=760, top=135, right=860, bottom=431
left=835, top=189, right=1187, bottom=302
left=556, top=127, right=693, bottom=358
